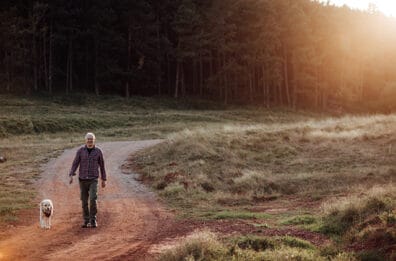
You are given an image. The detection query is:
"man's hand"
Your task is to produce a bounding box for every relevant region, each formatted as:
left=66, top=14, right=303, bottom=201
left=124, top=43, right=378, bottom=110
left=69, top=176, right=73, bottom=184
left=101, top=180, right=106, bottom=188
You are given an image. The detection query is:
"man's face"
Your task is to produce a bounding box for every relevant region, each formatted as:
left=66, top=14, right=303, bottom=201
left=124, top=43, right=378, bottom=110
left=85, top=137, right=95, bottom=148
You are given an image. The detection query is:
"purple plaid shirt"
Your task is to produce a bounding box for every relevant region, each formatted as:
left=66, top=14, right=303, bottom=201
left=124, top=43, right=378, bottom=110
left=69, top=146, right=107, bottom=181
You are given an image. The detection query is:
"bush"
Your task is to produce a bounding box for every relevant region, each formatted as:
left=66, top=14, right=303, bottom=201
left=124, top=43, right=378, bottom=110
left=233, top=236, right=275, bottom=251
left=158, top=231, right=228, bottom=261
left=160, top=183, right=185, bottom=198
left=320, top=187, right=395, bottom=235
left=280, top=236, right=315, bottom=250
left=0, top=118, right=35, bottom=135
left=281, top=215, right=317, bottom=226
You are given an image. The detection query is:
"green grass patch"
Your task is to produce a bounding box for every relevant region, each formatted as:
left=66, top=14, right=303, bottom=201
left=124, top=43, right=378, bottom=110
left=201, top=210, right=273, bottom=220
left=280, top=236, right=315, bottom=250
left=281, top=215, right=317, bottom=226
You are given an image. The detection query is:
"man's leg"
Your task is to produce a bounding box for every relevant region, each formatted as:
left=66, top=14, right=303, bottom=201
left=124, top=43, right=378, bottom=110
left=88, top=179, right=98, bottom=227
left=79, top=180, right=90, bottom=227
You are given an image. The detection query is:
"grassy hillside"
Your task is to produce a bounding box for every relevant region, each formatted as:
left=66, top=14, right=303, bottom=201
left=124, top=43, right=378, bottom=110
left=1, top=95, right=395, bottom=259
left=132, top=115, right=396, bottom=260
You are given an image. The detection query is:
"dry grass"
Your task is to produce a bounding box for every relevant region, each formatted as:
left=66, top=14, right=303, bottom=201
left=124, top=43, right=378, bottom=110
left=135, top=114, right=396, bottom=212
left=158, top=231, right=356, bottom=261
left=0, top=133, right=82, bottom=221
left=158, top=230, right=228, bottom=261
left=134, top=113, right=396, bottom=258
left=319, top=185, right=396, bottom=259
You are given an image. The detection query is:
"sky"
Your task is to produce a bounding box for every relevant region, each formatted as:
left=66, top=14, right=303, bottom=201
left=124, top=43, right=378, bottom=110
left=320, top=0, right=396, bottom=17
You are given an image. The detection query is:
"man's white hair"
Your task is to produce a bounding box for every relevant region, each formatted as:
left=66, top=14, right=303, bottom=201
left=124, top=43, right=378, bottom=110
left=85, top=132, right=96, bottom=140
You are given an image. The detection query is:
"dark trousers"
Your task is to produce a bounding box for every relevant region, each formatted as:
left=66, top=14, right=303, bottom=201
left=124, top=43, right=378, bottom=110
left=79, top=179, right=98, bottom=223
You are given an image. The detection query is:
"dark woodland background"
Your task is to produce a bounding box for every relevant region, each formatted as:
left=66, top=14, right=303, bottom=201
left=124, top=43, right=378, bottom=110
left=1, top=0, right=396, bottom=111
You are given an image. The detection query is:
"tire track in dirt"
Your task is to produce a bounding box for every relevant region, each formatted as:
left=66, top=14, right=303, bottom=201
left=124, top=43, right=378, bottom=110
left=0, top=140, right=171, bottom=261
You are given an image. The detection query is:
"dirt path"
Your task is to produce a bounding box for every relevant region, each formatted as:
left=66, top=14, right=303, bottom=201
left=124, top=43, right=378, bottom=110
left=0, top=140, right=172, bottom=261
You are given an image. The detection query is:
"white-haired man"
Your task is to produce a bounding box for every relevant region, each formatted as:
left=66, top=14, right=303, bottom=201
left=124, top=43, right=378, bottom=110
left=69, top=132, right=107, bottom=228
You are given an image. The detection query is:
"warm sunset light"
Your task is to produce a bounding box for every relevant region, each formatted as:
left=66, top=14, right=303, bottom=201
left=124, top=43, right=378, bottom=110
left=323, top=0, right=396, bottom=17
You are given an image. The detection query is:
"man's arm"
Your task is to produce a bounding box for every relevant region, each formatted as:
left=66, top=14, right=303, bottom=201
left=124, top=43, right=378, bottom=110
left=69, top=149, right=81, bottom=184
left=98, top=150, right=107, bottom=188
left=98, top=150, right=106, bottom=181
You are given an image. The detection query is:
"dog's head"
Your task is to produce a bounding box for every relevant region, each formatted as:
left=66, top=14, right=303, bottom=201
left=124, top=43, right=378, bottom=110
left=41, top=200, right=53, bottom=217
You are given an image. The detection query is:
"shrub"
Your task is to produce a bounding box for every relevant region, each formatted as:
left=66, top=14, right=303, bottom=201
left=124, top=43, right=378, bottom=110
left=160, top=183, right=185, bottom=198
left=158, top=231, right=228, bottom=261
left=281, top=215, right=317, bottom=226
left=233, top=236, right=275, bottom=251
left=261, top=246, right=327, bottom=261
left=280, top=236, right=315, bottom=250
left=320, top=186, right=395, bottom=235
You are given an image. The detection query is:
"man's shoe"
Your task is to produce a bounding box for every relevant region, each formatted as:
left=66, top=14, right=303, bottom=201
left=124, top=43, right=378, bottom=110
left=81, top=222, right=90, bottom=228
left=90, top=221, right=97, bottom=228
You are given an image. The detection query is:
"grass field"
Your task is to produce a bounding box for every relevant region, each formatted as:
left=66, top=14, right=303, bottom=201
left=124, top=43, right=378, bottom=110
left=1, top=94, right=395, bottom=260
left=132, top=113, right=396, bottom=260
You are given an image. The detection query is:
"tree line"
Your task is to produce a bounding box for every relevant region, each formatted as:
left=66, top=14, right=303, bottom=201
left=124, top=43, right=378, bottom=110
left=1, top=0, right=396, bottom=111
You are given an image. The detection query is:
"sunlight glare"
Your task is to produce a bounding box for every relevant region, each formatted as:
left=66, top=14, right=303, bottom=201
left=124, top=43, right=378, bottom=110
left=322, top=0, right=396, bottom=17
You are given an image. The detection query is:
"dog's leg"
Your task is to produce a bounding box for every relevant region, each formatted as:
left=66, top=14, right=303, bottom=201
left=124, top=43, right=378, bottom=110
left=48, top=205, right=53, bottom=229
left=39, top=205, right=43, bottom=228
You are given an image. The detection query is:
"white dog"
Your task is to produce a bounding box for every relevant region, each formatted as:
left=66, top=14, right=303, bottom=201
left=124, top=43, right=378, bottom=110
left=40, top=199, right=53, bottom=229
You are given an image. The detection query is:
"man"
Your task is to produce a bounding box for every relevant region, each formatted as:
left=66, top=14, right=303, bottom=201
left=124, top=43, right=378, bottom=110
left=69, top=132, right=107, bottom=228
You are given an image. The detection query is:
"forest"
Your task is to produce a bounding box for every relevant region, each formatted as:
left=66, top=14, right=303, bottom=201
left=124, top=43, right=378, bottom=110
left=1, top=0, right=396, bottom=111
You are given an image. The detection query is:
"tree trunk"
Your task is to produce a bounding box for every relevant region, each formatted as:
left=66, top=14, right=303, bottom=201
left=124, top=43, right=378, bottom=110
left=23, top=39, right=28, bottom=94
left=167, top=54, right=171, bottom=95
left=174, top=61, right=180, bottom=98
left=192, top=59, right=197, bottom=94
left=315, top=65, right=319, bottom=109
left=199, top=53, right=203, bottom=97
left=266, top=68, right=270, bottom=108
left=43, top=29, right=48, bottom=90
left=223, top=54, right=228, bottom=105
left=70, top=38, right=73, bottom=92
left=358, top=61, right=364, bottom=102
left=125, top=82, right=130, bottom=98
left=85, top=39, right=89, bottom=92
left=262, top=65, right=267, bottom=107
left=292, top=52, right=297, bottom=110
left=5, top=51, right=11, bottom=92
left=125, top=26, right=132, bottom=99
left=156, top=16, right=162, bottom=96
left=33, top=27, right=38, bottom=92
left=248, top=67, right=253, bottom=103
left=48, top=22, right=53, bottom=95
left=66, top=37, right=70, bottom=95
left=181, top=63, right=185, bottom=96
left=283, top=46, right=291, bottom=107
left=209, top=51, right=213, bottom=80
left=94, top=38, right=99, bottom=96
left=218, top=55, right=222, bottom=100
left=339, top=56, right=346, bottom=96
